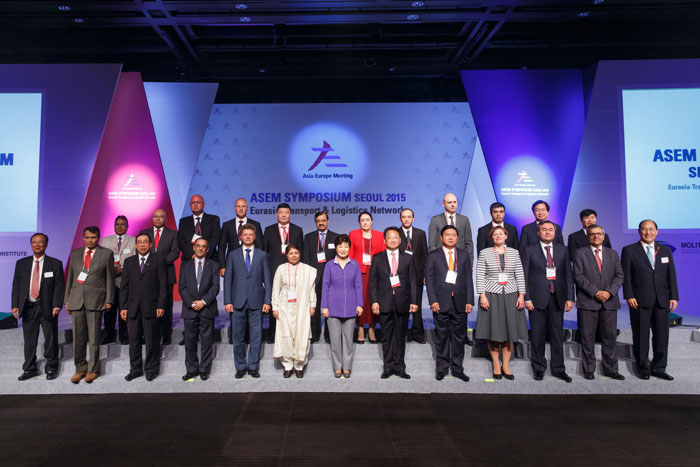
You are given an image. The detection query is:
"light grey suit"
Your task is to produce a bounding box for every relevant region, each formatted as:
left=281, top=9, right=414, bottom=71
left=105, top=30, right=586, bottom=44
left=64, top=245, right=115, bottom=374
left=100, top=234, right=136, bottom=340
left=99, top=234, right=135, bottom=288
left=428, top=212, right=474, bottom=266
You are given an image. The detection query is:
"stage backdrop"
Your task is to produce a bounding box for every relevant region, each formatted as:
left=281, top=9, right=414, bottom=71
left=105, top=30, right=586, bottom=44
left=187, top=103, right=480, bottom=234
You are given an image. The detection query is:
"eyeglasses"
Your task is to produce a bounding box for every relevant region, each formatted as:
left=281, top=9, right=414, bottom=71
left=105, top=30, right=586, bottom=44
left=588, top=232, right=604, bottom=237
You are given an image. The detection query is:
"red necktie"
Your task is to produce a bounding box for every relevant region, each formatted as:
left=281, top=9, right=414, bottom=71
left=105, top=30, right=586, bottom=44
left=154, top=229, right=161, bottom=250
left=281, top=226, right=288, bottom=245
left=595, top=248, right=602, bottom=272
left=545, top=245, right=554, bottom=293
left=195, top=217, right=202, bottom=235
left=84, top=249, right=93, bottom=271
left=31, top=259, right=40, bottom=300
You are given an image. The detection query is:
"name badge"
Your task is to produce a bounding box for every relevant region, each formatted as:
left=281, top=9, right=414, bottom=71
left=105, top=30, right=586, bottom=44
left=113, top=254, right=120, bottom=263
left=77, top=270, right=88, bottom=284
left=287, top=289, right=297, bottom=302
left=328, top=243, right=335, bottom=250
left=390, top=275, right=401, bottom=288
left=546, top=267, right=556, bottom=280
left=191, top=234, right=202, bottom=244
left=281, top=244, right=287, bottom=254
left=445, top=270, right=457, bottom=284
left=661, top=257, right=669, bottom=264
left=405, top=250, right=413, bottom=256
left=44, top=271, right=54, bottom=278
left=498, top=272, right=508, bottom=285
left=123, top=248, right=131, bottom=253
left=317, top=251, right=327, bottom=263
left=362, top=253, right=371, bottom=265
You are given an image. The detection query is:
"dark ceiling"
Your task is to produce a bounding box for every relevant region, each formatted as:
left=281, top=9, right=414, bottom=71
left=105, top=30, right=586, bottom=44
left=2, top=1, right=700, bottom=102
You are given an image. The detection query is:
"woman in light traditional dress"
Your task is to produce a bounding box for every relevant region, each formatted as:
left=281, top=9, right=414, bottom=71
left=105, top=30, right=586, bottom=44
left=271, top=244, right=317, bottom=378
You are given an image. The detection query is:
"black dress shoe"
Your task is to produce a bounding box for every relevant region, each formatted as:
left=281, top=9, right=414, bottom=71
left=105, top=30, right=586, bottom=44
left=311, top=336, right=320, bottom=344
left=452, top=372, right=470, bottom=382
left=266, top=337, right=275, bottom=344
left=464, top=336, right=473, bottom=346
left=200, top=373, right=209, bottom=381
left=324, top=337, right=330, bottom=344
left=100, top=333, right=116, bottom=345
left=503, top=372, right=514, bottom=381
left=583, top=372, right=595, bottom=380
left=295, top=370, right=304, bottom=378
left=604, top=372, right=625, bottom=380
left=435, top=372, right=447, bottom=381
left=235, top=370, right=247, bottom=379
left=381, top=370, right=393, bottom=379
left=46, top=371, right=58, bottom=380
left=162, top=338, right=172, bottom=346
left=146, top=374, right=156, bottom=381
left=248, top=369, right=260, bottom=378
left=182, top=372, right=198, bottom=381
left=652, top=371, right=674, bottom=381
left=639, top=373, right=650, bottom=380
left=18, top=370, right=39, bottom=381
left=120, top=338, right=129, bottom=345
left=492, top=372, right=503, bottom=380
left=125, top=371, right=143, bottom=381
left=283, top=370, right=293, bottom=378
left=534, top=372, right=544, bottom=381
left=394, top=371, right=411, bottom=380
left=552, top=371, right=573, bottom=383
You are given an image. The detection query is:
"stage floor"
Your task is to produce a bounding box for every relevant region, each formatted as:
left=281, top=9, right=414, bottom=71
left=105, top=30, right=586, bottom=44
left=1, top=393, right=700, bottom=466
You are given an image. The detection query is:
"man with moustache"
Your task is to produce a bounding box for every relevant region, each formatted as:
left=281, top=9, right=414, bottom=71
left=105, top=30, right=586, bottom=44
left=476, top=202, right=519, bottom=252
left=398, top=208, right=428, bottom=344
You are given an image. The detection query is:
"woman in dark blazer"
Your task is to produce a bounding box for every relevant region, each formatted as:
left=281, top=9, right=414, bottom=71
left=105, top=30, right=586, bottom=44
left=348, top=211, right=385, bottom=343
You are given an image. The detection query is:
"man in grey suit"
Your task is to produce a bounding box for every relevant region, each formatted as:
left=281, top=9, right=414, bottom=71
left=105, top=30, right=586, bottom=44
left=573, top=224, right=625, bottom=380
left=64, top=226, right=115, bottom=384
left=99, top=215, right=135, bottom=345
left=224, top=224, right=272, bottom=379
left=428, top=193, right=474, bottom=345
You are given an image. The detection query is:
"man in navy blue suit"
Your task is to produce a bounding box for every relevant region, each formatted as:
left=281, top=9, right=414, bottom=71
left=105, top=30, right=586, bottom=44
left=179, top=238, right=220, bottom=381
left=224, top=224, right=272, bottom=379
left=522, top=221, right=574, bottom=382
left=424, top=225, right=474, bottom=382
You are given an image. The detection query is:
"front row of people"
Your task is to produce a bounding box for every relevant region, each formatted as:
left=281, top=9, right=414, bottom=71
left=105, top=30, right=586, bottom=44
left=12, top=218, right=678, bottom=383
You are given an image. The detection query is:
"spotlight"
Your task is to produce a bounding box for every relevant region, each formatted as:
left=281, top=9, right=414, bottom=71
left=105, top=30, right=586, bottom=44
left=407, top=14, right=419, bottom=20
left=364, top=57, right=377, bottom=68
left=72, top=17, right=84, bottom=23
left=411, top=1, right=424, bottom=7
left=388, top=66, right=396, bottom=72
left=593, top=0, right=604, bottom=4
left=235, top=3, right=248, bottom=9
left=258, top=67, right=266, bottom=73
left=58, top=5, right=71, bottom=11
left=577, top=11, right=590, bottom=17
left=239, top=16, right=251, bottom=22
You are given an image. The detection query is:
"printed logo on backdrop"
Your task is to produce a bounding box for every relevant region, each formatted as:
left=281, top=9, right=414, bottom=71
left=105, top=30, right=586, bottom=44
left=289, top=122, right=368, bottom=191
left=106, top=165, right=160, bottom=216
left=493, top=156, right=556, bottom=225
left=501, top=169, right=549, bottom=198
left=109, top=173, right=155, bottom=200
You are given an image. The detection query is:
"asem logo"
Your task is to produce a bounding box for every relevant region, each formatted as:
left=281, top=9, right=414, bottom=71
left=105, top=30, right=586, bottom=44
left=307, top=141, right=348, bottom=171
left=0, top=153, right=14, bottom=166
left=516, top=170, right=532, bottom=183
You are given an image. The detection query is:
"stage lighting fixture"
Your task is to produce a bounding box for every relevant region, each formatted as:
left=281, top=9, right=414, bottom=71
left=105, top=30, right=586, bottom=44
left=577, top=11, right=590, bottom=17
left=236, top=3, right=248, bottom=9
left=593, top=0, right=604, bottom=4
left=411, top=1, right=425, bottom=7
left=73, top=17, right=84, bottom=23
left=258, top=68, right=266, bottom=73
left=388, top=67, right=396, bottom=72
left=407, top=14, right=419, bottom=20
left=364, top=58, right=377, bottom=68
left=58, top=5, right=71, bottom=11
left=240, top=16, right=252, bottom=22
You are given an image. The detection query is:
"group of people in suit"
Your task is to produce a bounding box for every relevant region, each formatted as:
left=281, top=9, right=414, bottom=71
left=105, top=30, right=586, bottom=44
left=10, top=192, right=679, bottom=384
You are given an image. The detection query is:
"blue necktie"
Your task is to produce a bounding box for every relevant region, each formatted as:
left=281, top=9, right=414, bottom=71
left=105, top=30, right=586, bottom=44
left=647, top=245, right=655, bottom=269
left=140, top=257, right=145, bottom=273
left=196, top=260, right=203, bottom=289
left=245, top=248, right=251, bottom=273
left=320, top=232, right=326, bottom=249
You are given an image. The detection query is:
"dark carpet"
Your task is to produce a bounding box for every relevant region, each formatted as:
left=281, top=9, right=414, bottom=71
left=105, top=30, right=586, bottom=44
left=2, top=393, right=699, bottom=466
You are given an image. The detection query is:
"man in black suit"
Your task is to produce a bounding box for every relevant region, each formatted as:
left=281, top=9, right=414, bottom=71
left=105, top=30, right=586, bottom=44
left=302, top=211, right=337, bottom=343
left=120, top=234, right=168, bottom=381
left=369, top=227, right=418, bottom=379
left=179, top=238, right=220, bottom=381
left=11, top=233, right=65, bottom=381
left=621, top=219, right=679, bottom=381
left=573, top=224, right=625, bottom=380
left=567, top=208, right=612, bottom=261
left=398, top=208, right=428, bottom=344
left=218, top=197, right=264, bottom=277
left=424, top=225, right=474, bottom=382
left=522, top=220, right=574, bottom=382
left=262, top=202, right=303, bottom=343
left=177, top=194, right=221, bottom=262
left=140, top=208, right=180, bottom=346
left=519, top=200, right=564, bottom=251
left=476, top=202, right=519, bottom=252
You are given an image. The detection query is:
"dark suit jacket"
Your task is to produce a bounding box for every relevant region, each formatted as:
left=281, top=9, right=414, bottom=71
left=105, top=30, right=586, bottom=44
left=177, top=212, right=221, bottom=261
left=425, top=247, right=474, bottom=313
left=263, top=222, right=304, bottom=273
left=428, top=213, right=474, bottom=266
left=519, top=221, right=564, bottom=252
left=573, top=246, right=623, bottom=311
left=521, top=242, right=574, bottom=310
left=567, top=229, right=612, bottom=261
left=218, top=217, right=264, bottom=266
left=64, top=245, right=115, bottom=311
left=302, top=230, right=338, bottom=295
left=476, top=222, right=519, bottom=252
left=399, top=227, right=428, bottom=281
left=119, top=254, right=168, bottom=319
left=621, top=242, right=679, bottom=307
left=368, top=250, right=418, bottom=314
left=139, top=226, right=179, bottom=285
left=12, top=255, right=65, bottom=319
left=179, top=257, right=220, bottom=319
left=224, top=246, right=272, bottom=310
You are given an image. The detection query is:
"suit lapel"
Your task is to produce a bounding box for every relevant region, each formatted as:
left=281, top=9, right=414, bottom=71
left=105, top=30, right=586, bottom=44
left=635, top=242, right=655, bottom=270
